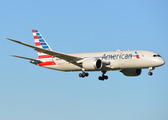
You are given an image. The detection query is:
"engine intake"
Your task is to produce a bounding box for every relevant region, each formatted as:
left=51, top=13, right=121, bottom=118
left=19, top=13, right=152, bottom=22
left=82, top=58, right=102, bottom=70
left=121, top=69, right=142, bottom=76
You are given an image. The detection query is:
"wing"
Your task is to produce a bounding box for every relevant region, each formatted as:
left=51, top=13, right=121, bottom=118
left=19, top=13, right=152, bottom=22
left=5, top=37, right=83, bottom=63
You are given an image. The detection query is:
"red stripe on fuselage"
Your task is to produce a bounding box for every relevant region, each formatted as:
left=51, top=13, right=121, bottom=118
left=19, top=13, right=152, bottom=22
left=38, top=61, right=56, bottom=66
left=38, top=55, right=53, bottom=59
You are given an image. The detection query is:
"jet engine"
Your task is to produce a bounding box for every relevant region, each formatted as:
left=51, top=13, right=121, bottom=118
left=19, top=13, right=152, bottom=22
left=82, top=58, right=102, bottom=70
left=120, top=69, right=142, bottom=76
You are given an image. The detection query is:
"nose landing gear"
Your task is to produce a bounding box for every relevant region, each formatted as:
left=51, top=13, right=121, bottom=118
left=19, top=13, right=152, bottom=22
left=148, top=67, right=155, bottom=76
left=148, top=72, right=153, bottom=75
left=98, top=71, right=108, bottom=81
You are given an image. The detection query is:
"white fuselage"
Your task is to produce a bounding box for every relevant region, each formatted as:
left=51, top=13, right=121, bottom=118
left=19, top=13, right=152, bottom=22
left=39, top=50, right=165, bottom=72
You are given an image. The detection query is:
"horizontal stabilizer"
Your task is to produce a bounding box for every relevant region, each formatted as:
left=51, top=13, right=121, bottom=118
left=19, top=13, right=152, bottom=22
left=10, top=55, right=41, bottom=63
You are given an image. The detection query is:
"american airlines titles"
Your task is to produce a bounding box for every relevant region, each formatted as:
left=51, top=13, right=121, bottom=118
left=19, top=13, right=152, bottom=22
left=102, top=53, right=133, bottom=60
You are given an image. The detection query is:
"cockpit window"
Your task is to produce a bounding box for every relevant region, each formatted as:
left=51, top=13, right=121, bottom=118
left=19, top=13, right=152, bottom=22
left=153, top=54, right=161, bottom=57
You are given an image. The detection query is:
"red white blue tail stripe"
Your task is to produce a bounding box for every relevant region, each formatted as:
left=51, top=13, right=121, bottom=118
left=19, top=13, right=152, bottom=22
left=32, top=29, right=53, bottom=59
left=32, top=29, right=56, bottom=66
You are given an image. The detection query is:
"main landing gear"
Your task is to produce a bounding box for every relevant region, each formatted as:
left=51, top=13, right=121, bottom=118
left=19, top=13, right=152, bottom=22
left=148, top=67, right=155, bottom=76
left=79, top=70, right=108, bottom=81
left=79, top=69, right=89, bottom=78
left=98, top=71, right=108, bottom=81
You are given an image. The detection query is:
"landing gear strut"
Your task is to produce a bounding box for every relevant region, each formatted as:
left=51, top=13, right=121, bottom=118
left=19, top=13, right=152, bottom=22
left=148, top=67, right=155, bottom=76
left=79, top=69, right=89, bottom=78
left=98, top=71, right=108, bottom=81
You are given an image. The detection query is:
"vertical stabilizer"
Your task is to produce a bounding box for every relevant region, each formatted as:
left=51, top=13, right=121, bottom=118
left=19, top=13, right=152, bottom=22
left=32, top=29, right=53, bottom=59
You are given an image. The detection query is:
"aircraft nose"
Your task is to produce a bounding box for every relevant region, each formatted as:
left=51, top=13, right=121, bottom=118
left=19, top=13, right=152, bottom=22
left=159, top=58, right=165, bottom=66
left=160, top=58, right=165, bottom=65
left=152, top=57, right=165, bottom=67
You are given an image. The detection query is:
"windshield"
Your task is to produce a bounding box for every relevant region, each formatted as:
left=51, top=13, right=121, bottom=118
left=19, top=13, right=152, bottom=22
left=153, top=54, right=161, bottom=57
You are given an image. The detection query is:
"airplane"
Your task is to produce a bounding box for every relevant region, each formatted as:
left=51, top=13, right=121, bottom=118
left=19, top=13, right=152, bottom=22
left=5, top=30, right=165, bottom=81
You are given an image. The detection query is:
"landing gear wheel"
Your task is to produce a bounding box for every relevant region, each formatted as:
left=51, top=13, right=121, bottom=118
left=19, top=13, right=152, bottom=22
left=104, top=75, right=108, bottom=80
left=79, top=73, right=84, bottom=78
left=148, top=72, right=153, bottom=76
left=98, top=71, right=108, bottom=81
left=79, top=72, right=89, bottom=78
left=99, top=76, right=104, bottom=81
left=85, top=73, right=89, bottom=77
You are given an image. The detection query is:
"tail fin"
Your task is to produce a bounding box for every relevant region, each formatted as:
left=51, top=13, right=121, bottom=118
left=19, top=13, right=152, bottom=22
left=32, top=29, right=53, bottom=59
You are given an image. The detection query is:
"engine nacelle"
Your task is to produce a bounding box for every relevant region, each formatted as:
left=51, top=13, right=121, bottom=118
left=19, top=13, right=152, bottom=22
left=82, top=58, right=102, bottom=70
left=121, top=69, right=142, bottom=76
